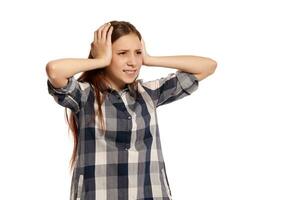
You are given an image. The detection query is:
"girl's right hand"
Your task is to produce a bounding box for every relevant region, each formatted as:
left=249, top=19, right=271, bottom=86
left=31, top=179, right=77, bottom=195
left=90, top=22, right=114, bottom=66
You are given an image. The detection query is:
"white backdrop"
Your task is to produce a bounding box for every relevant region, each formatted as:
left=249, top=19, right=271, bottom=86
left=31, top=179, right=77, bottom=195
left=0, top=0, right=299, bottom=199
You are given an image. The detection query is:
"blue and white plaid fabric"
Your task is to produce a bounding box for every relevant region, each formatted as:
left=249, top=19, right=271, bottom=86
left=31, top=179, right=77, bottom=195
left=47, top=71, right=199, bottom=200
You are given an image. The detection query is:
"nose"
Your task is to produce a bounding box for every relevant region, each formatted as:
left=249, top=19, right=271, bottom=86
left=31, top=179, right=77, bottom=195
left=127, top=53, right=137, bottom=66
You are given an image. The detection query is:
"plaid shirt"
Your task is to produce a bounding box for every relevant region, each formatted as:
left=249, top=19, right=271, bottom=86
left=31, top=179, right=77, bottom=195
left=47, top=70, right=199, bottom=200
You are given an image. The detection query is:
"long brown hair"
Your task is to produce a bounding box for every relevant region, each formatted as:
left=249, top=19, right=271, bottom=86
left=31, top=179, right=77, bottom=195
left=65, top=20, right=142, bottom=172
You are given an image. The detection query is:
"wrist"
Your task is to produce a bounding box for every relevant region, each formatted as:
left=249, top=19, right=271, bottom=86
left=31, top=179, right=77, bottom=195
left=94, top=58, right=109, bottom=69
left=143, top=55, right=154, bottom=66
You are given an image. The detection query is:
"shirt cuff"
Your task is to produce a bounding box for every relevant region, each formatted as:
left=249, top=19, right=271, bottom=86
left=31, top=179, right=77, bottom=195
left=47, top=76, right=76, bottom=95
left=176, top=71, right=199, bottom=94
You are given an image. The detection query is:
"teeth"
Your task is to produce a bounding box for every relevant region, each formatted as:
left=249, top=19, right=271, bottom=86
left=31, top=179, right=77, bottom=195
left=123, top=70, right=136, bottom=73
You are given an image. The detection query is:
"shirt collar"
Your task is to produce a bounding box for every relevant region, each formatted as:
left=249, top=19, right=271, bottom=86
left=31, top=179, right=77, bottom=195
left=105, top=83, right=137, bottom=98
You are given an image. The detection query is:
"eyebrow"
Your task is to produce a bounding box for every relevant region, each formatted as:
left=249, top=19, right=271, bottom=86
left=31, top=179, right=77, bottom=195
left=116, top=49, right=142, bottom=52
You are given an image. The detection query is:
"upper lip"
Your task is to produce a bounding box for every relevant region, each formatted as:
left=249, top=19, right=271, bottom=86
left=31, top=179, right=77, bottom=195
left=123, top=69, right=137, bottom=71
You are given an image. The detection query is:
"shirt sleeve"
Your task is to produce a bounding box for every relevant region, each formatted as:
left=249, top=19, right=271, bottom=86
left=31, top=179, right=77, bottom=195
left=47, top=76, right=92, bottom=113
left=141, top=71, right=199, bottom=108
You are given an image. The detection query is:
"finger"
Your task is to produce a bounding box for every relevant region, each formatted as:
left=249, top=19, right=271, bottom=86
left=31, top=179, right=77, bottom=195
left=106, top=26, right=113, bottom=44
left=141, top=39, right=146, bottom=53
left=97, top=23, right=108, bottom=41
left=141, top=39, right=145, bottom=47
left=141, top=39, right=144, bottom=48
left=94, top=31, right=98, bottom=42
left=101, top=23, right=111, bottom=42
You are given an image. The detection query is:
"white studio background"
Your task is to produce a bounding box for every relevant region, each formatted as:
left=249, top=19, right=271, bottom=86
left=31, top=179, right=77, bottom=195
left=0, top=0, right=299, bottom=199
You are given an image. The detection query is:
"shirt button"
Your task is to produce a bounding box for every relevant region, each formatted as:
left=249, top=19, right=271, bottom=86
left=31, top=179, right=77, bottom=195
left=128, top=116, right=131, bottom=120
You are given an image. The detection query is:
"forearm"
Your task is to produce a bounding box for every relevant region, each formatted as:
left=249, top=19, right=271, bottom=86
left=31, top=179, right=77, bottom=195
left=46, top=58, right=106, bottom=79
left=145, top=55, right=217, bottom=74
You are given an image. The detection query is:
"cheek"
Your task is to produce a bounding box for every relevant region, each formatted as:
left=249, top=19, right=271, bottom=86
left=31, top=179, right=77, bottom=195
left=139, top=61, right=143, bottom=66
left=110, top=57, right=123, bottom=66
left=112, top=58, right=126, bottom=68
left=111, top=64, right=124, bottom=73
left=111, top=56, right=121, bottom=64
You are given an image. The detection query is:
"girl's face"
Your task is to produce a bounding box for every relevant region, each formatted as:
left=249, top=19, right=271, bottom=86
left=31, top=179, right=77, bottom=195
left=104, top=33, right=143, bottom=91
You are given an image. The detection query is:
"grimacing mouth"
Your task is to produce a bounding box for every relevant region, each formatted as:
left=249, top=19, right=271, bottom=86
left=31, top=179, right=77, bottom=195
left=123, top=69, right=137, bottom=72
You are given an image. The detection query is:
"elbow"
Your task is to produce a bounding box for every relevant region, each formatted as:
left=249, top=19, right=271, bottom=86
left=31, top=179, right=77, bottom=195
left=46, top=62, right=58, bottom=80
left=193, top=58, right=217, bottom=81
left=208, top=59, right=217, bottom=74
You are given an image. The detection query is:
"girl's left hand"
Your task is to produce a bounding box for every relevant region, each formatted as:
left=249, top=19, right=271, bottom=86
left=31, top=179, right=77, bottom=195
left=141, top=39, right=151, bottom=66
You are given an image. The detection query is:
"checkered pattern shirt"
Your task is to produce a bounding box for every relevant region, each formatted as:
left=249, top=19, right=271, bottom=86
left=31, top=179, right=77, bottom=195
left=47, top=70, right=199, bottom=200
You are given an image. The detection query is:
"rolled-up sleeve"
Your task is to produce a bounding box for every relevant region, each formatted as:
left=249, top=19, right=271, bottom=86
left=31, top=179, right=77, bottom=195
left=47, top=76, right=92, bottom=113
left=141, top=71, right=199, bottom=107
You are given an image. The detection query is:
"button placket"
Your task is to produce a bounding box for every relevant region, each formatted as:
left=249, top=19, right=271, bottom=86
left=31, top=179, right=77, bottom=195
left=126, top=115, right=132, bottom=151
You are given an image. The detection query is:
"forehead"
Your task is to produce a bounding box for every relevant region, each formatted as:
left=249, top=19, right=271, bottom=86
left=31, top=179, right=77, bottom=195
left=112, top=34, right=141, bottom=50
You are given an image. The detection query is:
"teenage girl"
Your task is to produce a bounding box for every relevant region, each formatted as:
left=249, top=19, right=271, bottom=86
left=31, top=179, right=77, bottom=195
left=46, top=20, right=217, bottom=200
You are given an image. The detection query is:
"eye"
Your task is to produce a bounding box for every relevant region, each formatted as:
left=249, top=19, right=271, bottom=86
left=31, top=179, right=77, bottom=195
left=136, top=51, right=142, bottom=54
left=118, top=52, right=126, bottom=55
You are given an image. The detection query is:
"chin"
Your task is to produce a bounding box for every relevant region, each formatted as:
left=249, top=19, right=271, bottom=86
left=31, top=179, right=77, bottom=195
left=124, top=74, right=139, bottom=82
left=125, top=79, right=137, bottom=84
